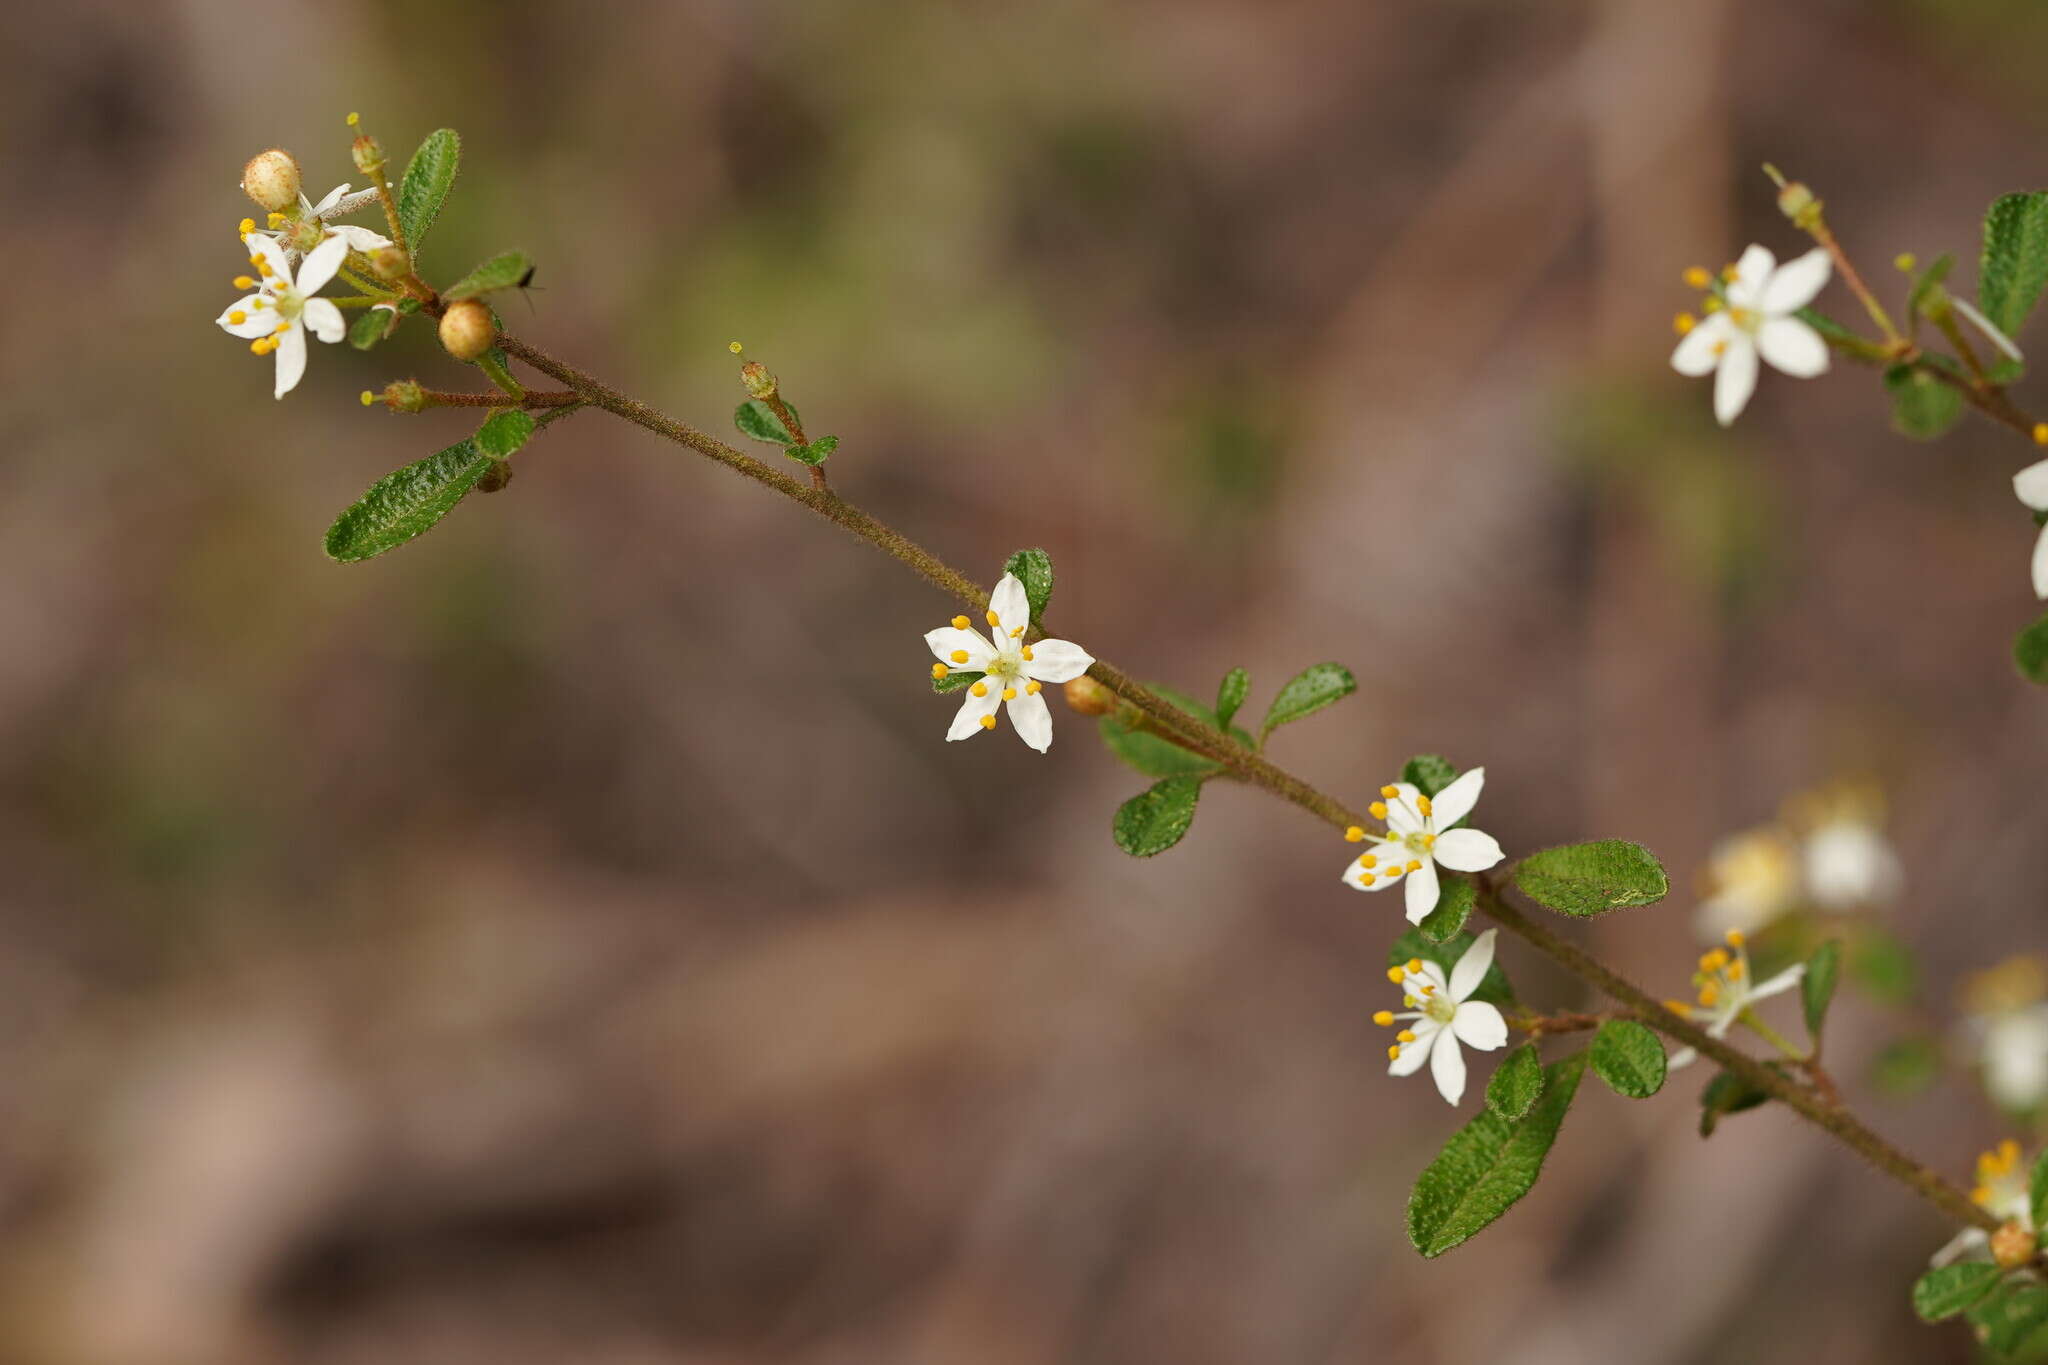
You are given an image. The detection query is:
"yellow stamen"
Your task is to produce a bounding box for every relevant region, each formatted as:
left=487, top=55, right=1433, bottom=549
left=227, top=311, right=247, bottom=325
left=950, top=615, right=969, bottom=630
left=1720, top=263, right=1739, bottom=282
left=359, top=390, right=375, bottom=406
left=1372, top=1011, right=1395, bottom=1026
left=1724, top=929, right=1745, bottom=948
left=249, top=338, right=271, bottom=355
left=1396, top=1030, right=1417, bottom=1043
left=1344, top=826, right=1366, bottom=842
left=971, top=682, right=989, bottom=698
left=1682, top=266, right=1712, bottom=289
left=1369, top=801, right=1388, bottom=820
left=1663, top=999, right=1694, bottom=1017
left=1002, top=688, right=1017, bottom=701
left=1380, top=785, right=1399, bottom=799
left=267, top=211, right=286, bottom=227
left=2034, top=423, right=2048, bottom=448
left=1026, top=681, right=1042, bottom=695
left=233, top=275, right=256, bottom=290
left=1386, top=967, right=1406, bottom=984
left=1673, top=312, right=1696, bottom=336
left=950, top=650, right=969, bottom=663
left=978, top=714, right=997, bottom=730
left=1894, top=252, right=1917, bottom=273
left=1021, top=646, right=1034, bottom=661
left=1388, top=1044, right=1402, bottom=1060
left=1417, top=795, right=1433, bottom=816
left=932, top=663, right=949, bottom=680
left=238, top=217, right=256, bottom=235
left=728, top=340, right=744, bottom=354
left=1405, top=861, right=1422, bottom=873
left=251, top=299, right=268, bottom=310
left=1697, top=983, right=1721, bottom=1007
left=1403, top=995, right=1418, bottom=1008
left=1702, top=296, right=1723, bottom=313
left=1361, top=855, right=1378, bottom=868
left=1357, top=872, right=1375, bottom=885
left=1406, top=958, right=1422, bottom=973
left=1726, top=958, right=1745, bottom=980
left=1421, top=985, right=1436, bottom=997
left=1974, top=1185, right=1995, bottom=1207
left=1419, top=834, right=1435, bottom=850
left=1700, top=949, right=1729, bottom=972
left=1710, top=339, right=1727, bottom=356
left=985, top=609, right=1001, bottom=628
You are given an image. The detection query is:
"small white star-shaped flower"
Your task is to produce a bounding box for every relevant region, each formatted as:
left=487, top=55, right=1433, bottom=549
left=246, top=183, right=392, bottom=257
left=216, top=230, right=350, bottom=399
left=1931, top=1141, right=2032, bottom=1267
left=1340, top=769, right=1505, bottom=923
left=1671, top=244, right=1833, bottom=425
left=1376, top=929, right=1510, bottom=1105
left=924, top=572, right=1093, bottom=752
left=1664, top=930, right=1805, bottom=1069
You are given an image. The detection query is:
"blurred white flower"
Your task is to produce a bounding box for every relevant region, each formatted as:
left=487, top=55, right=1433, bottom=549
left=1789, top=780, right=1903, bottom=910
left=1693, top=827, right=1800, bottom=942
left=1666, top=929, right=1805, bottom=1069
left=1931, top=1140, right=2031, bottom=1267
left=2013, top=459, right=2048, bottom=599
left=215, top=230, right=349, bottom=399
left=1964, top=958, right=2048, bottom=1112
left=923, top=573, right=1092, bottom=752
left=1340, top=769, right=1505, bottom=924
left=1671, top=244, right=1833, bottom=425
left=1376, top=929, right=1509, bottom=1105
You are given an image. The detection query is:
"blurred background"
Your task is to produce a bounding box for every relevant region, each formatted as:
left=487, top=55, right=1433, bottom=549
left=3, top=0, right=2047, bottom=1360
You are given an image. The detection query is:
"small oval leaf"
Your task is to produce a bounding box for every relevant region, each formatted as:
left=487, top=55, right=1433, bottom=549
left=1512, top=840, right=1669, bottom=917
left=397, top=128, right=461, bottom=257
left=444, top=250, right=533, bottom=301
left=325, top=438, right=493, bottom=563
left=1113, top=776, right=1202, bottom=857
left=735, top=398, right=798, bottom=444
left=1214, top=668, right=1249, bottom=729
left=1913, top=1262, right=2005, bottom=1322
left=1590, top=1019, right=1666, bottom=1098
left=1486, top=1043, right=1544, bottom=1121
left=1002, top=548, right=1053, bottom=625
left=1417, top=873, right=1475, bottom=943
left=1407, top=1054, right=1585, bottom=1258
left=474, top=409, right=536, bottom=460
left=1261, top=662, right=1356, bottom=736
left=1801, top=940, right=1841, bottom=1040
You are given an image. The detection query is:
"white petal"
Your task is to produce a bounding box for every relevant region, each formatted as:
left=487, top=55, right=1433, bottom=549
left=1451, top=1000, right=1508, bottom=1051
left=244, top=232, right=292, bottom=284
left=925, top=627, right=995, bottom=672
left=1005, top=686, right=1053, bottom=752
left=1754, top=317, right=1830, bottom=378
left=1432, top=828, right=1504, bottom=873
left=1448, top=928, right=1498, bottom=1002
left=1671, top=312, right=1734, bottom=376
left=301, top=297, right=346, bottom=344
left=1725, top=244, right=1776, bottom=308
left=1430, top=1027, right=1468, bottom=1104
left=1748, top=963, right=1806, bottom=1002
left=989, top=573, right=1030, bottom=639
left=1342, top=858, right=1398, bottom=892
left=1385, top=783, right=1426, bottom=836
left=1021, top=639, right=1092, bottom=685
left=1712, top=335, right=1759, bottom=426
left=215, top=294, right=274, bottom=338
left=1953, top=296, right=2024, bottom=363
left=1412, top=960, right=1450, bottom=998
left=2017, top=460, right=2048, bottom=512
left=2033, top=525, right=2048, bottom=600
left=1389, top=1021, right=1439, bottom=1077
left=332, top=224, right=394, bottom=251
left=945, top=684, right=1002, bottom=741
left=1428, top=767, right=1485, bottom=828
left=1403, top=858, right=1441, bottom=924
left=309, top=183, right=348, bottom=215
left=294, top=232, right=350, bottom=295
left=272, top=322, right=307, bottom=399
left=1930, top=1228, right=1990, bottom=1269
left=1667, top=1046, right=1699, bottom=1071
left=1757, top=246, right=1832, bottom=313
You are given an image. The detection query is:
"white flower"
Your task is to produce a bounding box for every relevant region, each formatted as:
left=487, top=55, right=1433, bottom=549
left=1692, top=826, right=1800, bottom=942
left=923, top=573, right=1093, bottom=752
left=1340, top=769, right=1505, bottom=923
left=2013, top=459, right=2048, bottom=598
left=1803, top=816, right=1903, bottom=910
left=248, top=183, right=392, bottom=255
left=1931, top=1141, right=2031, bottom=1267
left=1665, top=930, right=1805, bottom=1069
left=1671, top=244, right=1833, bottom=425
left=215, top=230, right=350, bottom=399
left=1963, top=959, right=2048, bottom=1112
left=1376, top=929, right=1510, bottom=1105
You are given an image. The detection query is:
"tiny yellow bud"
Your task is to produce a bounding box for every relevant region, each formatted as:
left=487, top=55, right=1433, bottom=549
left=1386, top=967, right=1406, bottom=984
left=740, top=360, right=777, bottom=399
left=1397, top=1030, right=1417, bottom=1043
left=241, top=148, right=301, bottom=212
left=979, top=714, right=997, bottom=730
left=951, top=615, right=970, bottom=629
left=1372, top=1011, right=1395, bottom=1026
left=351, top=132, right=386, bottom=175
left=1673, top=312, right=1696, bottom=336
left=950, top=650, right=969, bottom=664
left=1682, top=266, right=1712, bottom=290
left=437, top=298, right=498, bottom=362
left=1344, top=826, right=1366, bottom=842
left=971, top=682, right=989, bottom=697
left=1025, top=680, right=1042, bottom=695
left=729, top=341, right=745, bottom=354
left=1369, top=801, right=1388, bottom=820
left=931, top=663, right=948, bottom=680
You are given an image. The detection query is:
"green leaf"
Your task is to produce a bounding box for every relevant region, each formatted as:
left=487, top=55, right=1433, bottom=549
left=1848, top=924, right=1919, bottom=1004
left=1388, top=927, right=1515, bottom=1009
left=1907, top=251, right=1956, bottom=320
left=1214, top=668, right=1250, bottom=730
left=396, top=128, right=460, bottom=258
left=1981, top=190, right=2048, bottom=338
left=348, top=305, right=398, bottom=351
left=2031, top=1148, right=2048, bottom=1233
left=1802, top=940, right=1841, bottom=1041
left=1966, top=1279, right=2048, bottom=1354
left=1796, top=307, right=1857, bottom=347
left=1260, top=662, right=1356, bottom=737
left=324, top=438, right=493, bottom=563
left=1113, top=776, right=1202, bottom=857
left=786, top=435, right=838, bottom=466
left=474, top=409, right=535, bottom=461
left=932, top=669, right=983, bottom=694
left=735, top=399, right=799, bottom=444
left=1401, top=754, right=1459, bottom=799
left=444, top=250, right=533, bottom=301
left=1002, top=549, right=1054, bottom=625
left=1406, top=1054, right=1585, bottom=1258
left=1882, top=364, right=1964, bottom=441
left=1913, top=1263, right=2005, bottom=1322
left=1589, top=1020, right=1666, bottom=1098
left=1486, top=1043, right=1544, bottom=1121
left=1417, top=873, right=1476, bottom=943
left=1099, top=685, right=1247, bottom=779
left=2017, top=612, right=2048, bottom=686
left=1511, top=840, right=1669, bottom=917
left=1698, top=1066, right=1778, bottom=1137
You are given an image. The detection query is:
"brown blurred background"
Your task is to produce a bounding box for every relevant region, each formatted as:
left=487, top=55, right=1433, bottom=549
left=3, top=1, right=2047, bottom=1361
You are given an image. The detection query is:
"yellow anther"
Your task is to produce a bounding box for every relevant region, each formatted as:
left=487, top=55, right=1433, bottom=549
left=272, top=322, right=289, bottom=335
left=1673, top=312, right=1696, bottom=336
left=1002, top=687, right=1017, bottom=701
left=248, top=338, right=270, bottom=355
left=1726, top=958, right=1745, bottom=980
left=1417, top=795, right=1433, bottom=816
left=728, top=340, right=744, bottom=354
left=1700, top=949, right=1730, bottom=972
left=1386, top=967, right=1406, bottom=984
left=932, top=663, right=948, bottom=680
left=1702, top=296, right=1723, bottom=313
left=985, top=609, right=1001, bottom=628
left=1894, top=252, right=1917, bottom=272
left=1419, top=834, right=1436, bottom=850
left=971, top=682, right=989, bottom=698
left=227, top=311, right=247, bottom=325
left=266, top=211, right=286, bottom=227
left=1720, top=263, right=1739, bottom=282
left=1697, top=983, right=1721, bottom=1007
left=1421, top=984, right=1436, bottom=997
left=1406, top=958, right=1422, bottom=973
left=1010, top=626, right=1024, bottom=638
left=978, top=714, right=997, bottom=730
left=1369, top=801, right=1388, bottom=820
left=1026, top=681, right=1042, bottom=695
left=2034, top=423, right=2048, bottom=448
left=1372, top=1011, right=1395, bottom=1026
left=1396, top=1030, right=1417, bottom=1043
left=1973, top=1185, right=1995, bottom=1207
left=251, top=298, right=267, bottom=310
left=359, top=390, right=375, bottom=406
left=1724, top=929, right=1745, bottom=948
left=1021, top=646, right=1034, bottom=661
left=239, top=217, right=256, bottom=235
left=950, top=650, right=969, bottom=663
left=1361, top=854, right=1378, bottom=868
left=1406, top=860, right=1422, bottom=873
left=347, top=111, right=361, bottom=126
left=1663, top=999, right=1694, bottom=1017
left=233, top=275, right=256, bottom=290
left=1380, top=785, right=1399, bottom=799
left=950, top=615, right=969, bottom=629
left=1357, top=872, right=1375, bottom=885
left=1683, top=266, right=1712, bottom=290
left=1344, top=825, right=1365, bottom=842
left=1388, top=1044, right=1402, bottom=1060
left=1403, top=995, right=1418, bottom=1008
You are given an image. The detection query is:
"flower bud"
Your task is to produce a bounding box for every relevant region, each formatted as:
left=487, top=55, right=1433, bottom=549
left=351, top=133, right=386, bottom=175
left=1993, top=1220, right=2038, bottom=1270
left=241, top=149, right=302, bottom=212
left=438, top=300, right=497, bottom=361
left=740, top=360, right=777, bottom=399
left=1776, top=180, right=1820, bottom=229
left=1062, top=675, right=1116, bottom=716
left=369, top=246, right=410, bottom=281
left=379, top=379, right=428, bottom=413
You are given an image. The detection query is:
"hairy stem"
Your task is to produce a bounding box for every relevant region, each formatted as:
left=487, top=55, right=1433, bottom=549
left=482, top=323, right=1993, bottom=1234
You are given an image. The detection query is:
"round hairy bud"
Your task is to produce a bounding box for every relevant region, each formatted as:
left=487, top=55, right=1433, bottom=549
left=351, top=133, right=386, bottom=175
left=1993, top=1220, right=2039, bottom=1270
left=438, top=300, right=497, bottom=362
left=740, top=360, right=778, bottom=399
left=241, top=149, right=302, bottom=212
left=368, top=246, right=410, bottom=281
left=381, top=380, right=429, bottom=413
left=1062, top=675, right=1116, bottom=717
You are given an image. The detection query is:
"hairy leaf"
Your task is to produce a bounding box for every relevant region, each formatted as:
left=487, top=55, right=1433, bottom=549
left=735, top=399, right=800, bottom=444
left=1486, top=1043, right=1544, bottom=1121
left=1099, top=685, right=1251, bottom=779
left=1883, top=364, right=1963, bottom=441
left=1802, top=940, right=1841, bottom=1041
left=325, top=438, right=493, bottom=562
left=1512, top=840, right=1669, bottom=916
left=444, top=250, right=533, bottom=301
left=1913, top=1263, right=2005, bottom=1322
left=348, top=304, right=399, bottom=350
left=397, top=128, right=461, bottom=257
left=1401, top=754, right=1459, bottom=798
left=2017, top=612, right=2048, bottom=686
left=786, top=435, right=838, bottom=466
left=474, top=409, right=535, bottom=460
left=1002, top=548, right=1054, bottom=624
left=1113, top=776, right=1202, bottom=857
left=1260, top=662, right=1356, bottom=737
left=1980, top=190, right=2048, bottom=338
left=1966, top=1279, right=2048, bottom=1354
left=1214, top=668, right=1250, bottom=730
left=1698, top=1066, right=1780, bottom=1137
left=1417, top=873, right=1476, bottom=943
left=1406, top=1054, right=1585, bottom=1258
left=1590, top=1019, right=1666, bottom=1098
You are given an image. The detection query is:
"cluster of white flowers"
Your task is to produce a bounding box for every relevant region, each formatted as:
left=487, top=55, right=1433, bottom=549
left=1662, top=929, right=1805, bottom=1069
left=1694, top=781, right=1903, bottom=941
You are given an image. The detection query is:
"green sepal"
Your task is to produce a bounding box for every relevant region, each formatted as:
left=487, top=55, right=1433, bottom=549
left=1112, top=776, right=1202, bottom=857
left=1486, top=1043, right=1544, bottom=1121
left=1589, top=1019, right=1666, bottom=1098
left=1882, top=364, right=1964, bottom=441
left=1002, top=548, right=1053, bottom=625
left=444, top=250, right=533, bottom=301
left=324, top=437, right=493, bottom=563
left=2016, top=612, right=2048, bottom=685
left=348, top=305, right=399, bottom=350
left=1405, top=1053, right=1585, bottom=1258
left=396, top=128, right=461, bottom=258
left=1510, top=840, right=1669, bottom=916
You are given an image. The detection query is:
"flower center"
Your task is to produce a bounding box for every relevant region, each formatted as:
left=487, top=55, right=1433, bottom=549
left=1423, top=995, right=1457, bottom=1025
left=1729, top=305, right=1760, bottom=333
left=1403, top=831, right=1435, bottom=856
left=985, top=651, right=1022, bottom=683
left=273, top=287, right=305, bottom=322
